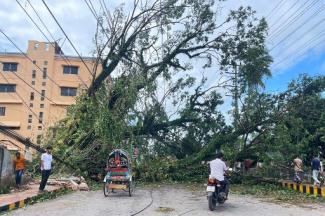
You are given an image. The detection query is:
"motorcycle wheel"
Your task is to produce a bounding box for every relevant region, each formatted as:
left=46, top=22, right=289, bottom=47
left=103, top=182, right=110, bottom=197
left=208, top=194, right=216, bottom=211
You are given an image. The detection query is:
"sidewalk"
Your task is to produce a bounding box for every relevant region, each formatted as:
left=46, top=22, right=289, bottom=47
left=0, top=183, right=61, bottom=212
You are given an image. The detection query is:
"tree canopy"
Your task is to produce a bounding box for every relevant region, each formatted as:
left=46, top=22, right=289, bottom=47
left=42, top=0, right=324, bottom=180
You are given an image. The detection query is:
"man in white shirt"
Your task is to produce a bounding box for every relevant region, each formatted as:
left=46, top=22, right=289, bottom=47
left=210, top=152, right=229, bottom=197
left=39, top=146, right=53, bottom=192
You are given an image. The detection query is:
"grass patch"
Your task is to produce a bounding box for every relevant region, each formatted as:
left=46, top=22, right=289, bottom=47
left=231, top=183, right=325, bottom=204
left=87, top=180, right=103, bottom=191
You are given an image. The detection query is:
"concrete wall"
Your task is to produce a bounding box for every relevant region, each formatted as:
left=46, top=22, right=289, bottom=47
left=0, top=146, right=14, bottom=186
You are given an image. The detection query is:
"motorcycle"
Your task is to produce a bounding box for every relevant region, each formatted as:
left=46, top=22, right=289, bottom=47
left=206, top=168, right=232, bottom=211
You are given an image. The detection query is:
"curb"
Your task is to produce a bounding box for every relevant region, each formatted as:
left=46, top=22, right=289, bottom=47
left=0, top=199, right=26, bottom=212
left=280, top=180, right=325, bottom=197
left=0, top=188, right=62, bottom=213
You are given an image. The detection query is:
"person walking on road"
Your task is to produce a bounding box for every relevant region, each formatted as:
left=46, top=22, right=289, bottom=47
left=293, top=155, right=303, bottom=183
left=39, top=146, right=53, bottom=193
left=13, top=152, right=25, bottom=189
left=311, top=155, right=321, bottom=186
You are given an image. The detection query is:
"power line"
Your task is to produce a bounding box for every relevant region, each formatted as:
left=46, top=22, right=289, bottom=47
left=25, top=0, right=56, bottom=42
left=0, top=71, right=45, bottom=127
left=269, top=6, right=325, bottom=51
left=268, top=0, right=300, bottom=30
left=84, top=0, right=111, bottom=39
left=42, top=0, right=94, bottom=77
left=266, top=0, right=286, bottom=19
left=88, top=0, right=99, bottom=18
left=272, top=27, right=325, bottom=67
left=101, top=0, right=113, bottom=29
left=0, top=29, right=63, bottom=89
left=268, top=0, right=320, bottom=40
left=272, top=32, right=325, bottom=68
left=16, top=0, right=88, bottom=88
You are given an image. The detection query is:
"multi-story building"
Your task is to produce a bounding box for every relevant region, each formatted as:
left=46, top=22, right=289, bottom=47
left=0, top=40, right=99, bottom=157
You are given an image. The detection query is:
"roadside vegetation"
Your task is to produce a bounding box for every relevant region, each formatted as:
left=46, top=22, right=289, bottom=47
left=33, top=0, right=325, bottom=187
left=231, top=183, right=325, bottom=204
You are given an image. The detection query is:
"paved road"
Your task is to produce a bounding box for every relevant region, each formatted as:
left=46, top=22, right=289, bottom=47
left=5, top=185, right=325, bottom=216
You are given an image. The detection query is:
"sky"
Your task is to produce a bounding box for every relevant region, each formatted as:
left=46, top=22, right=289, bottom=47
left=0, top=0, right=324, bottom=115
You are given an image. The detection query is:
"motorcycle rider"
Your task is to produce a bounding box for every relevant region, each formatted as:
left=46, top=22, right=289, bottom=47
left=209, top=152, right=229, bottom=198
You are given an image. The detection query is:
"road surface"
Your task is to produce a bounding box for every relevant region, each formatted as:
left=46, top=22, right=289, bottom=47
left=5, top=185, right=325, bottom=216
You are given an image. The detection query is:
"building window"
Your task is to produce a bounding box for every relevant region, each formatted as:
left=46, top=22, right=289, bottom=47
left=34, top=43, right=39, bottom=50
left=45, top=43, right=49, bottom=51
left=39, top=112, right=43, bottom=123
left=41, top=90, right=45, bottom=101
left=28, top=115, right=32, bottom=123
left=30, top=92, right=34, bottom=100
left=43, top=68, right=47, bottom=79
left=44, top=60, right=48, bottom=65
left=38, top=126, right=42, bottom=130
left=0, top=84, right=16, bottom=92
left=0, top=107, right=5, bottom=116
left=61, top=87, right=77, bottom=96
left=32, top=60, right=36, bottom=64
left=40, top=104, right=44, bottom=108
left=63, top=65, right=78, bottom=74
left=3, top=62, right=18, bottom=72
left=27, top=125, right=31, bottom=130
left=32, top=70, right=36, bottom=78
left=29, top=103, right=33, bottom=108
left=42, top=82, right=46, bottom=86
left=31, top=80, right=35, bottom=85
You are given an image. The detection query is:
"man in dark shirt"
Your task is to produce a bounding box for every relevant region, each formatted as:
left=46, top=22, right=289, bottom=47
left=311, top=156, right=321, bottom=186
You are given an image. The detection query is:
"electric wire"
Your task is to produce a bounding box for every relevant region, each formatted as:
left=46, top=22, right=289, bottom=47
left=0, top=71, right=45, bottom=127
left=272, top=27, right=325, bottom=68
left=130, top=190, right=153, bottom=216
left=265, top=0, right=286, bottom=19
left=16, top=0, right=88, bottom=88
left=101, top=0, right=113, bottom=28
left=25, top=0, right=56, bottom=42
left=268, top=0, right=300, bottom=30
left=269, top=5, right=325, bottom=51
left=272, top=34, right=325, bottom=69
left=269, top=0, right=313, bottom=39
left=0, top=29, right=63, bottom=90
left=84, top=0, right=111, bottom=39
left=269, top=0, right=321, bottom=40
left=41, top=0, right=94, bottom=77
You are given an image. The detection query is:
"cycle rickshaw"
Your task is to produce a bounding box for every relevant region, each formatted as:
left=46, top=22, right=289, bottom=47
left=103, top=149, right=133, bottom=197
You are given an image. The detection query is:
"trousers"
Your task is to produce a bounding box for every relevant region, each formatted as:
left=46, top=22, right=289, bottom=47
left=39, top=170, right=51, bottom=191
left=312, top=170, right=320, bottom=185
left=15, top=169, right=24, bottom=186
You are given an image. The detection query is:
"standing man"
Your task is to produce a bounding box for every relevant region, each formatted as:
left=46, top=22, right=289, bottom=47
left=210, top=152, right=229, bottom=197
left=311, top=155, right=321, bottom=186
left=293, top=155, right=303, bottom=183
left=39, top=146, right=53, bottom=193
left=13, top=152, right=25, bottom=189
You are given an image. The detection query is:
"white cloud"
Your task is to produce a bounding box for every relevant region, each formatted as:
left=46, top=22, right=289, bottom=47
left=0, top=0, right=323, bottom=120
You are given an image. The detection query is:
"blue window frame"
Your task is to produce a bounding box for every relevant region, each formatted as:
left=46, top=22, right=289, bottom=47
left=60, top=87, right=77, bottom=96
left=3, top=63, right=18, bottom=72
left=0, top=84, right=16, bottom=92
left=63, top=66, right=78, bottom=75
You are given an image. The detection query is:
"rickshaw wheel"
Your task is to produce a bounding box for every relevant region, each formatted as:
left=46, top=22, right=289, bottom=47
left=128, top=181, right=133, bottom=197
left=103, top=182, right=110, bottom=197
